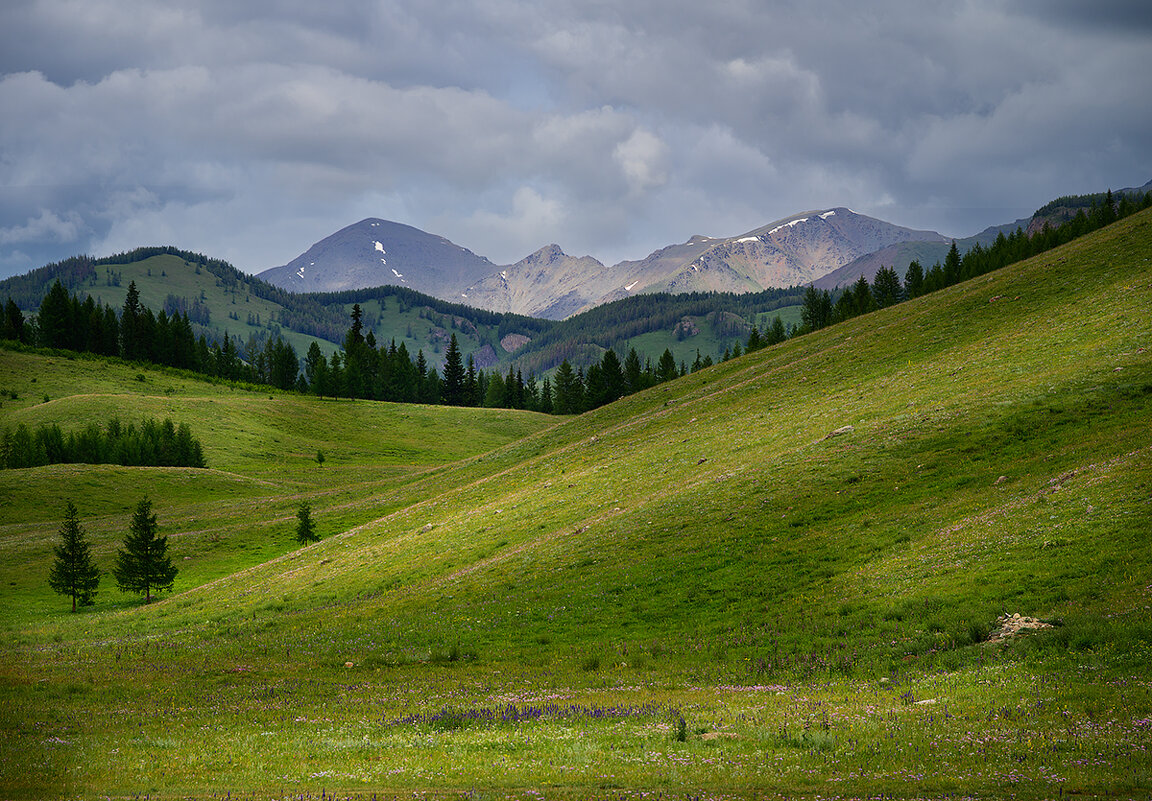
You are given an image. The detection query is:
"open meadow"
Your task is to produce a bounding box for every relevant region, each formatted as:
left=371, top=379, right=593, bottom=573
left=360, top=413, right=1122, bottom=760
left=1, top=211, right=1151, bottom=798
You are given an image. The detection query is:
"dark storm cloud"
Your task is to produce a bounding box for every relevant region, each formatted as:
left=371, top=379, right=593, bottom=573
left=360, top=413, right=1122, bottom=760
left=1, top=0, right=1150, bottom=277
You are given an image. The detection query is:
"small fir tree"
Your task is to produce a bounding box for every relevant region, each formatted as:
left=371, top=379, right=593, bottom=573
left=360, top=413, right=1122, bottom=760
left=113, top=498, right=177, bottom=603
left=295, top=501, right=319, bottom=544
left=48, top=501, right=101, bottom=611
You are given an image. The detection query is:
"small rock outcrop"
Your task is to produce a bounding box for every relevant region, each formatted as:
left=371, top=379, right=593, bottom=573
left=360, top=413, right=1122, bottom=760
left=986, top=613, right=1054, bottom=643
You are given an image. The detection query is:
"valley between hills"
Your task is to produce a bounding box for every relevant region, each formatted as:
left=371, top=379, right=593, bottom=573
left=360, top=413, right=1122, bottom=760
left=0, top=209, right=1151, bottom=798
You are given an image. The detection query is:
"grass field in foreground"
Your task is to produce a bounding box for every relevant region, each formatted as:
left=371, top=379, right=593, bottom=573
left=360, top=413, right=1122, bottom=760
left=1, top=210, right=1151, bottom=798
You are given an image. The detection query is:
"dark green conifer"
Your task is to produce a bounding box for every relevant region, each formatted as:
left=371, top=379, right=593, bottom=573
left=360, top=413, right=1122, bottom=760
left=112, top=498, right=177, bottom=603
left=48, top=502, right=101, bottom=612
left=295, top=501, right=319, bottom=545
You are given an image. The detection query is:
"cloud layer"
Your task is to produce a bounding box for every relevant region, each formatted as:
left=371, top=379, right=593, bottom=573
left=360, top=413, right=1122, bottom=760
left=2, top=0, right=1150, bottom=277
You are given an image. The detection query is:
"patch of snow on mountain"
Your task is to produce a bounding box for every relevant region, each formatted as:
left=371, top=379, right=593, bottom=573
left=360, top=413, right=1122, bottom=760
left=625, top=281, right=638, bottom=291
left=374, top=241, right=386, bottom=253
left=737, top=236, right=759, bottom=243
left=296, top=266, right=305, bottom=279
left=391, top=269, right=404, bottom=279
left=768, top=217, right=810, bottom=236
left=380, top=258, right=387, bottom=264
left=819, top=210, right=837, bottom=219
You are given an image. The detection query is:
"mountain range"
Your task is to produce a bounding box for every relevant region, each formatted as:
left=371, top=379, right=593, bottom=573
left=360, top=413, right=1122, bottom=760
left=258, top=208, right=951, bottom=319
left=257, top=181, right=1152, bottom=319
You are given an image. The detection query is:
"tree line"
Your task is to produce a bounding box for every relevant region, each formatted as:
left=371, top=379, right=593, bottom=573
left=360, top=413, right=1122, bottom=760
left=1, top=416, right=206, bottom=470
left=305, top=303, right=558, bottom=411
left=799, top=189, right=1152, bottom=333
left=4, top=278, right=304, bottom=389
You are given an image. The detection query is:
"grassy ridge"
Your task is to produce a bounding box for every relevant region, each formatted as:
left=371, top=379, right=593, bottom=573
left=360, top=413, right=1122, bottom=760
left=1, top=210, right=1151, bottom=797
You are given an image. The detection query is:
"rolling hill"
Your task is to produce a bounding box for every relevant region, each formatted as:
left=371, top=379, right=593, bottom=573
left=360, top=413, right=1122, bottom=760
left=1, top=208, right=1150, bottom=797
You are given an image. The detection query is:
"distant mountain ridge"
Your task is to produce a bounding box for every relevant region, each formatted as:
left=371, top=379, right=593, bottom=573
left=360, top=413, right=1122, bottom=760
left=259, top=208, right=951, bottom=319
left=258, top=219, right=497, bottom=299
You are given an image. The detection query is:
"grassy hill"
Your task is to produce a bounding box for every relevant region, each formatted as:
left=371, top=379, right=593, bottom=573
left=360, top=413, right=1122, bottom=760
left=1, top=209, right=1151, bottom=798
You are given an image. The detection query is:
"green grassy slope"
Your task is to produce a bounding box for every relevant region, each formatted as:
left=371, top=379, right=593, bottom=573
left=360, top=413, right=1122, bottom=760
left=1, top=210, right=1151, bottom=798
left=0, top=357, right=555, bottom=630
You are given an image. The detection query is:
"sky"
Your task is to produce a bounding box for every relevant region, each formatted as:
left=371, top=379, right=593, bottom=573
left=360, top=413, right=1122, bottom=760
left=2, top=0, right=1151, bottom=279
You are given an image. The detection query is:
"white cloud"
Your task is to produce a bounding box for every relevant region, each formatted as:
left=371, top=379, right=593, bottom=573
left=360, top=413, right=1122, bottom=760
left=457, top=186, right=565, bottom=260
left=613, top=128, right=668, bottom=195
left=0, top=208, right=84, bottom=245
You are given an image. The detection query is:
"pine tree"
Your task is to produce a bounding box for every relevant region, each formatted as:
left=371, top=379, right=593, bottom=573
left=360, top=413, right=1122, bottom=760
left=304, top=341, right=328, bottom=397
left=656, top=348, right=678, bottom=383
left=599, top=348, right=626, bottom=404
left=464, top=354, right=479, bottom=406
left=852, top=274, right=874, bottom=315
left=484, top=369, right=506, bottom=408
left=440, top=333, right=466, bottom=405
left=295, top=501, right=319, bottom=545
left=552, top=360, right=578, bottom=414
left=624, top=347, right=647, bottom=392
left=943, top=241, right=962, bottom=286
left=904, top=260, right=925, bottom=298
left=120, top=281, right=144, bottom=361
left=38, top=280, right=73, bottom=349
left=768, top=315, right=787, bottom=345
left=3, top=297, right=26, bottom=343
left=800, top=286, right=832, bottom=332
left=48, top=501, right=101, bottom=612
left=872, top=266, right=903, bottom=308
left=745, top=325, right=763, bottom=353
left=112, top=498, right=177, bottom=603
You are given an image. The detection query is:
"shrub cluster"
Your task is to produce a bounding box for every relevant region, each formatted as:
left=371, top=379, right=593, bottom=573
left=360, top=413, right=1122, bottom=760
left=0, top=416, right=205, bottom=469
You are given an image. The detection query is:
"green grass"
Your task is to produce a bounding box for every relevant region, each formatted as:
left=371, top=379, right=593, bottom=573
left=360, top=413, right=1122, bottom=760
left=1, top=210, right=1151, bottom=798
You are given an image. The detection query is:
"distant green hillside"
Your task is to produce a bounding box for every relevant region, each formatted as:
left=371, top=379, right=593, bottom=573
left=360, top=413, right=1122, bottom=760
left=1, top=248, right=804, bottom=376
left=1, top=209, right=1150, bottom=798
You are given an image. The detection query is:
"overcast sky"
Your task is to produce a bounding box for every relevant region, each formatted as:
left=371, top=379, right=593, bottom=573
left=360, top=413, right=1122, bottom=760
left=2, top=0, right=1150, bottom=279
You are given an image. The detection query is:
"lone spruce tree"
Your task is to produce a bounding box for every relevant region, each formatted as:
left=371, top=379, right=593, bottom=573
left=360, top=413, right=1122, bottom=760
left=48, top=501, right=101, bottom=612
left=113, top=498, right=177, bottom=603
left=295, top=501, right=319, bottom=545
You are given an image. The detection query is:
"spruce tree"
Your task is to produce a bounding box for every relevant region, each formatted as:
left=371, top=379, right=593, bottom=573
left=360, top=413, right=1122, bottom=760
left=3, top=297, right=26, bottom=343
left=624, top=347, right=645, bottom=392
left=440, top=333, right=466, bottom=405
left=551, top=360, right=577, bottom=414
left=872, top=266, right=903, bottom=308
left=904, top=260, right=925, bottom=298
left=943, top=241, right=962, bottom=286
left=120, top=281, right=144, bottom=361
left=768, top=315, right=787, bottom=345
left=656, top=348, right=679, bottom=383
left=295, top=501, right=319, bottom=544
left=599, top=348, right=626, bottom=404
left=113, top=498, right=177, bottom=603
left=48, top=501, right=101, bottom=612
